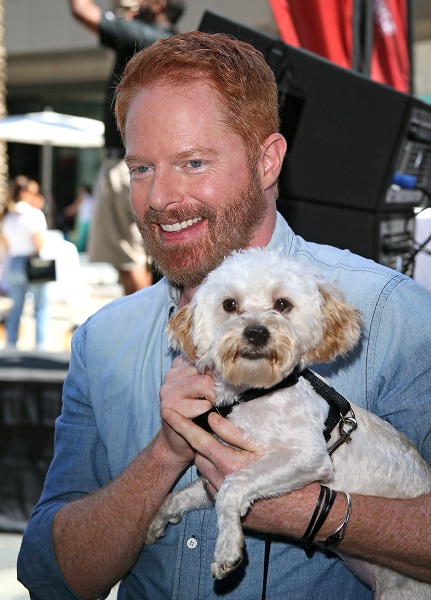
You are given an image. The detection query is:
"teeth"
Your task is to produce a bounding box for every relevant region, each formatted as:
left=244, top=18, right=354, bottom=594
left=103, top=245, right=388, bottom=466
left=160, top=217, right=202, bottom=232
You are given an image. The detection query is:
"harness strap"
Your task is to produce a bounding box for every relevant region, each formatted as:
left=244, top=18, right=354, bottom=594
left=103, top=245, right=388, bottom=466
left=193, top=367, right=302, bottom=433
left=194, top=366, right=352, bottom=442
left=300, top=368, right=352, bottom=441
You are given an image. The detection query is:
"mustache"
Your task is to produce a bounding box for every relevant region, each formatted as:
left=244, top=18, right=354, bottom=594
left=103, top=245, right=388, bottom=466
left=137, top=205, right=215, bottom=225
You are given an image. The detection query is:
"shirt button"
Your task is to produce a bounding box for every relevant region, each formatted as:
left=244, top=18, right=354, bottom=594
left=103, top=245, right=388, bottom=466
left=186, top=536, right=198, bottom=549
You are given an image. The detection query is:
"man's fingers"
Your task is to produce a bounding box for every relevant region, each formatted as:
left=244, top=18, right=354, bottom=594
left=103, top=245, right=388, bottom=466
left=162, top=408, right=215, bottom=451
left=162, top=408, right=263, bottom=474
left=163, top=408, right=260, bottom=454
left=207, top=412, right=259, bottom=452
left=161, top=356, right=217, bottom=407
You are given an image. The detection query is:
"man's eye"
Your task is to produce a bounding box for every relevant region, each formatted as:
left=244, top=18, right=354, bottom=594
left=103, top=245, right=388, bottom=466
left=223, top=298, right=237, bottom=312
left=128, top=165, right=151, bottom=176
left=274, top=298, right=293, bottom=313
left=189, top=160, right=203, bottom=168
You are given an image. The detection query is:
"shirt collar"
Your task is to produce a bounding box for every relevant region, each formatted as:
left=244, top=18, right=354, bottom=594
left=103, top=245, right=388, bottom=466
left=266, top=211, right=296, bottom=256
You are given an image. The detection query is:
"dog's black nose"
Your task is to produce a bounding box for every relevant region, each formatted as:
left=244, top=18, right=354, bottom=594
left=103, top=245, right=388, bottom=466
left=244, top=324, right=270, bottom=347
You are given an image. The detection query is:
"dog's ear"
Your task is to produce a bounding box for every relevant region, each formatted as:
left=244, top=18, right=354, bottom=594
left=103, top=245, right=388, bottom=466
left=166, top=304, right=198, bottom=362
left=305, top=285, right=362, bottom=364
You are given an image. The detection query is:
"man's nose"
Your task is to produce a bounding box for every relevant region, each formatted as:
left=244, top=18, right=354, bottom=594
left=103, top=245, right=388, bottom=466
left=148, top=169, right=183, bottom=211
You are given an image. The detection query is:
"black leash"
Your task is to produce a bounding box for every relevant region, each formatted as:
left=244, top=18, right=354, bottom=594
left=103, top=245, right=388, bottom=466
left=262, top=535, right=271, bottom=600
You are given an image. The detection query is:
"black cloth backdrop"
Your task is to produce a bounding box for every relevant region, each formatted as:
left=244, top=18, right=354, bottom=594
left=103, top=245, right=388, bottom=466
left=0, top=352, right=69, bottom=532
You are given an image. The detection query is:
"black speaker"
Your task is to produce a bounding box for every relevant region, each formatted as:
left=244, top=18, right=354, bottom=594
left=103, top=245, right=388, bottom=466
left=277, top=199, right=415, bottom=274
left=199, top=10, right=431, bottom=212
left=198, top=11, right=431, bottom=272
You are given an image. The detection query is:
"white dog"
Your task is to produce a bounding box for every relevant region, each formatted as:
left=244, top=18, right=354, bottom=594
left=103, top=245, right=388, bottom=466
left=146, top=248, right=431, bottom=599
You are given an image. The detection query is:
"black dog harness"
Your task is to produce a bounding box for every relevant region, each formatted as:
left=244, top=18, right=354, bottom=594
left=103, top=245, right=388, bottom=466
left=193, top=366, right=357, bottom=453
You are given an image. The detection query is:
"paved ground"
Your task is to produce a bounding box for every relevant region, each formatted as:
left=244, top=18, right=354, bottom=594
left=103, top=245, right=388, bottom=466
left=0, top=257, right=123, bottom=598
left=0, top=533, right=27, bottom=600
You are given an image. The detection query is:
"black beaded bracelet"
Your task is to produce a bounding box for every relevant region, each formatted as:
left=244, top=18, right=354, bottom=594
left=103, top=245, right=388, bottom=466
left=301, top=485, right=337, bottom=549
left=301, top=484, right=327, bottom=541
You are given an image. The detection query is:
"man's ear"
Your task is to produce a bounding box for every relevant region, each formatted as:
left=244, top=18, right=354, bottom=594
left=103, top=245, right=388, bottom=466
left=259, top=133, right=287, bottom=190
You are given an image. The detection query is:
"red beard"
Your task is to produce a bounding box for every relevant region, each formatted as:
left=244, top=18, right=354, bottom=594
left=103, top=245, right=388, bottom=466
left=133, top=169, right=267, bottom=287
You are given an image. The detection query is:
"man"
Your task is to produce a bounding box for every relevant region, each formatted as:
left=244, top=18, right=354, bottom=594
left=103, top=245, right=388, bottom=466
left=18, top=32, right=431, bottom=599
left=69, top=0, right=186, bottom=294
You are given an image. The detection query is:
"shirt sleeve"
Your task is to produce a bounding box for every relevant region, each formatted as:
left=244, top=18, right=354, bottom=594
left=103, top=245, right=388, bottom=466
left=99, top=12, right=173, bottom=55
left=368, top=276, right=431, bottom=464
left=17, top=322, right=112, bottom=598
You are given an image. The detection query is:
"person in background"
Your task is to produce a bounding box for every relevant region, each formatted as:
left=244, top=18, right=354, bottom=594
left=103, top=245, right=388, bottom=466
left=1, top=176, right=49, bottom=349
left=68, top=0, right=186, bottom=294
left=17, top=32, right=431, bottom=599
left=64, top=184, right=95, bottom=252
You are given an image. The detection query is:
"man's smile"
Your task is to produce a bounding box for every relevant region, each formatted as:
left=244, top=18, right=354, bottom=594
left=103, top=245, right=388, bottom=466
left=160, top=217, right=202, bottom=232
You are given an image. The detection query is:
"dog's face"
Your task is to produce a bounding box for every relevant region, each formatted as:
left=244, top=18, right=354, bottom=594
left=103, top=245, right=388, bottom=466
left=168, top=249, right=362, bottom=389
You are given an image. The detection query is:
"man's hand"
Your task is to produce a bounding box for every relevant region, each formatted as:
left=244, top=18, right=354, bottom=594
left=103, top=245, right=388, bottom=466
left=69, top=0, right=102, bottom=34
left=161, top=408, right=264, bottom=494
left=159, top=356, right=215, bottom=466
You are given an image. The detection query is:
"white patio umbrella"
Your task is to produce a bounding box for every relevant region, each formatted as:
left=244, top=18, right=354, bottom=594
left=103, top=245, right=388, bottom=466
left=0, top=109, right=104, bottom=222
left=0, top=110, right=104, bottom=148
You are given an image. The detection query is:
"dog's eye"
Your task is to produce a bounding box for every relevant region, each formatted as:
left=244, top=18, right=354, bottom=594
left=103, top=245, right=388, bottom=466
left=274, top=298, right=293, bottom=313
left=223, top=298, right=237, bottom=312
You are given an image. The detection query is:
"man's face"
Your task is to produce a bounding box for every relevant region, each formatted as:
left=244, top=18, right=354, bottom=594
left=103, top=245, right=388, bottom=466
left=124, top=82, right=270, bottom=288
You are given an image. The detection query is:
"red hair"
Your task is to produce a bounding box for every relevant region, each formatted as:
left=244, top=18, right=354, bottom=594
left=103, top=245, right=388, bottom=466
left=115, top=31, right=280, bottom=159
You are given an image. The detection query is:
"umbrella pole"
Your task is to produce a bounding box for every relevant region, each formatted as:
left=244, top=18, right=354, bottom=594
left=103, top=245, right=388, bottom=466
left=41, top=143, right=54, bottom=227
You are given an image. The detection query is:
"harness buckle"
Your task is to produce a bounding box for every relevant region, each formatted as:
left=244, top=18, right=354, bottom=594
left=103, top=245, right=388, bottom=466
left=327, top=409, right=358, bottom=456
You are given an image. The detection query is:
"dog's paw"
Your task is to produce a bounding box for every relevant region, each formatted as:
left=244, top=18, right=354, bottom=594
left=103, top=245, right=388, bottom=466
left=145, top=508, right=185, bottom=545
left=168, top=514, right=182, bottom=525
left=145, top=515, right=169, bottom=545
left=145, top=524, right=164, bottom=545
left=211, top=514, right=245, bottom=579
left=211, top=537, right=244, bottom=579
left=211, top=555, right=243, bottom=580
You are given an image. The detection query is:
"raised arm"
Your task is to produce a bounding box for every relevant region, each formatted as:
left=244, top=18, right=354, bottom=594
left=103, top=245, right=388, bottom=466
left=68, top=0, right=102, bottom=34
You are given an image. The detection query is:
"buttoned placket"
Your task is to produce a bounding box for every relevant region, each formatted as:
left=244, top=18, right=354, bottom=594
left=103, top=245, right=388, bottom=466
left=169, top=465, right=217, bottom=600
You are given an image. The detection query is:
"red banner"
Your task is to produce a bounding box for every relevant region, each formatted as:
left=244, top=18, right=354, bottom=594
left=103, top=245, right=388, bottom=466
left=269, top=0, right=411, bottom=92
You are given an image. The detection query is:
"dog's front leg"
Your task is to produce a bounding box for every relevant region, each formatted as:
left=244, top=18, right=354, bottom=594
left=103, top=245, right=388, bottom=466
left=211, top=448, right=333, bottom=579
left=146, top=477, right=214, bottom=545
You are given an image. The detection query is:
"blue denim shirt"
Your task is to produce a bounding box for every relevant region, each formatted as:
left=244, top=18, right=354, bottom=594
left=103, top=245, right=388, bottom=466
left=18, top=213, right=431, bottom=599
